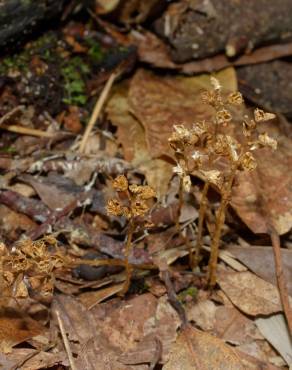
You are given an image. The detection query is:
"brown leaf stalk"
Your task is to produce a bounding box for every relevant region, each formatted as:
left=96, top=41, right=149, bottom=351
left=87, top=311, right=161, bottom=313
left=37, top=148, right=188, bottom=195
left=270, top=228, right=292, bottom=335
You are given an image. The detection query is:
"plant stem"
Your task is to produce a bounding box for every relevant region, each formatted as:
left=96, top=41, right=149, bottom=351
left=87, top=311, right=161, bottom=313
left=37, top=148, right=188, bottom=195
left=120, top=219, right=135, bottom=295
left=176, top=178, right=184, bottom=232
left=176, top=178, right=194, bottom=268
left=194, top=181, right=210, bottom=267
left=208, top=163, right=237, bottom=287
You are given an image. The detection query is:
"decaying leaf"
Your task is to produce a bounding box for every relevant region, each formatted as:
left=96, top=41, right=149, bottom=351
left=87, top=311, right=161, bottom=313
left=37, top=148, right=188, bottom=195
left=217, top=271, right=292, bottom=316
left=255, top=313, right=292, bottom=365
left=0, top=309, right=46, bottom=354
left=128, top=68, right=237, bottom=158
left=163, top=326, right=246, bottom=370
left=106, top=81, right=173, bottom=197
left=226, top=245, right=292, bottom=295
left=0, top=349, right=67, bottom=370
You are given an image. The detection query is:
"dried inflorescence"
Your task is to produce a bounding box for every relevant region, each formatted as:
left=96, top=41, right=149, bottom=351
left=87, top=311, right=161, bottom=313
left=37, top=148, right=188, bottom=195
left=0, top=236, right=69, bottom=303
left=107, top=175, right=156, bottom=220
left=169, top=77, right=277, bottom=285
left=107, top=175, right=156, bottom=294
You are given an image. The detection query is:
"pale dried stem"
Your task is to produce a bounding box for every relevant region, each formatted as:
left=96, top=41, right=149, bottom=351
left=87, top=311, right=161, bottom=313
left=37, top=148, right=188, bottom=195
left=79, top=71, right=118, bottom=153
left=175, top=178, right=184, bottom=232
left=55, top=309, right=78, bottom=370
left=194, top=181, right=210, bottom=266
left=1, top=124, right=55, bottom=138
left=208, top=163, right=237, bottom=287
left=176, top=179, right=194, bottom=268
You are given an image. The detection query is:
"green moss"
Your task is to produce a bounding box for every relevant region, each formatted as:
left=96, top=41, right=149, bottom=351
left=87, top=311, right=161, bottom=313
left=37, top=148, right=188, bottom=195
left=0, top=146, right=17, bottom=154
left=85, top=38, right=104, bottom=63
left=178, top=286, right=198, bottom=302
left=0, top=33, right=57, bottom=75
left=61, top=57, right=90, bottom=106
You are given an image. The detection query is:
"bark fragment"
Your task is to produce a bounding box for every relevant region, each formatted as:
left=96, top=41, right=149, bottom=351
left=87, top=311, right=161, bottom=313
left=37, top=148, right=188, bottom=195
left=154, top=0, right=292, bottom=62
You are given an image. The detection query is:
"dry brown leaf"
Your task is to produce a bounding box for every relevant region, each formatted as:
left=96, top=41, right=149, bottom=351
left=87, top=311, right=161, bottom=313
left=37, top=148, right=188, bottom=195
left=186, top=300, right=216, bottom=331
left=217, top=271, right=292, bottom=316
left=128, top=68, right=237, bottom=158
left=107, top=82, right=148, bottom=163
left=226, top=245, right=292, bottom=295
left=214, top=306, right=260, bottom=346
left=78, top=283, right=124, bottom=309
left=53, top=295, right=148, bottom=370
left=255, top=313, right=292, bottom=366
left=236, top=349, right=283, bottom=370
left=0, top=309, right=46, bottom=354
left=0, top=349, right=67, bottom=370
left=163, top=326, right=246, bottom=370
left=106, top=81, right=173, bottom=197
left=0, top=204, right=36, bottom=240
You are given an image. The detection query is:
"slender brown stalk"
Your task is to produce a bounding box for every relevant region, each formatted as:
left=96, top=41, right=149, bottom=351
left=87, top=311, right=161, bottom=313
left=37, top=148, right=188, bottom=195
left=194, top=181, right=210, bottom=266
left=120, top=219, right=135, bottom=295
left=176, top=178, right=184, bottom=232
left=55, top=309, right=78, bottom=370
left=270, top=228, right=292, bottom=334
left=208, top=163, right=237, bottom=287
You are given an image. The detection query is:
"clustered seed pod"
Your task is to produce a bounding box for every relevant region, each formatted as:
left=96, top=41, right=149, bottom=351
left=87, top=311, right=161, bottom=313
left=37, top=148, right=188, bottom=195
left=107, top=175, right=156, bottom=220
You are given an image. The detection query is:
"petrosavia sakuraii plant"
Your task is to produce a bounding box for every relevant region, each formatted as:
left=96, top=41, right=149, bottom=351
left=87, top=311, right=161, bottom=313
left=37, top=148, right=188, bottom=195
left=169, top=77, right=277, bottom=287
left=106, top=175, right=156, bottom=294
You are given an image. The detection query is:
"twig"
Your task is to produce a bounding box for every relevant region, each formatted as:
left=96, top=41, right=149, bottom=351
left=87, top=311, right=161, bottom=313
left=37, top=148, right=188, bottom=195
left=55, top=309, right=78, bottom=370
left=0, top=124, right=55, bottom=137
left=160, top=269, right=188, bottom=329
left=79, top=71, right=118, bottom=153
left=270, top=227, right=292, bottom=335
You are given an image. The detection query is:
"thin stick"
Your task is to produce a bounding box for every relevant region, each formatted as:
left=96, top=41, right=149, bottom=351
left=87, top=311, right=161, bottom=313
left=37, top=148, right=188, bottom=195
left=1, top=124, right=54, bottom=137
left=208, top=164, right=237, bottom=287
left=55, top=309, right=78, bottom=370
left=79, top=71, right=118, bottom=153
left=194, top=181, right=210, bottom=267
left=0, top=105, right=24, bottom=125
left=161, top=269, right=188, bottom=329
left=270, top=228, right=292, bottom=335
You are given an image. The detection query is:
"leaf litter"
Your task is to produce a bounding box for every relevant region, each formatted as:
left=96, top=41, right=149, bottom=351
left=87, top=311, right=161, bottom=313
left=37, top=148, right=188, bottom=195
left=0, top=3, right=292, bottom=370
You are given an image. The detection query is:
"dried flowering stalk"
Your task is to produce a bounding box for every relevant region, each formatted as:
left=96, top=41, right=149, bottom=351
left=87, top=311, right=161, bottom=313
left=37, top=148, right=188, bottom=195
left=206, top=83, right=277, bottom=287
left=106, top=175, right=156, bottom=294
left=169, top=125, right=195, bottom=266
left=169, top=77, right=277, bottom=286
left=0, top=236, right=69, bottom=303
